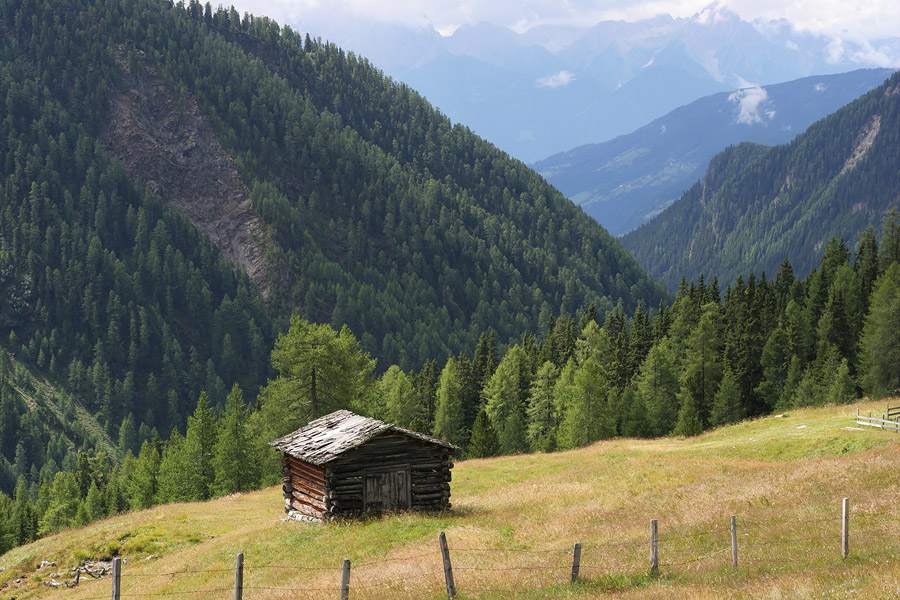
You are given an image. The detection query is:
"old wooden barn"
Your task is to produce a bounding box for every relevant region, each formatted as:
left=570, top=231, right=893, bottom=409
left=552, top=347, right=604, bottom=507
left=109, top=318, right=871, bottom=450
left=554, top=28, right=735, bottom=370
left=270, top=410, right=458, bottom=521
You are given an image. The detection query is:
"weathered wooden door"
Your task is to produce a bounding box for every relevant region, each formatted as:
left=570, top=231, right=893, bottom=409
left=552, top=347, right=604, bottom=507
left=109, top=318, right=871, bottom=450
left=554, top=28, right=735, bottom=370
left=364, top=466, right=411, bottom=512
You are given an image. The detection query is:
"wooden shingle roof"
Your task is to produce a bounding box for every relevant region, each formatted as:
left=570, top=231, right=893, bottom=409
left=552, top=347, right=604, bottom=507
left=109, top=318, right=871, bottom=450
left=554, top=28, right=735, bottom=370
left=269, top=410, right=458, bottom=465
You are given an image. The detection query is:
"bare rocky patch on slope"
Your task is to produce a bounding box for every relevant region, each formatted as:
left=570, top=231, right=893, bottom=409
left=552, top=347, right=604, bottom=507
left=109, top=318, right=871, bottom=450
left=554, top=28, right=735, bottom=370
left=99, top=48, right=271, bottom=295
left=840, top=114, right=881, bottom=176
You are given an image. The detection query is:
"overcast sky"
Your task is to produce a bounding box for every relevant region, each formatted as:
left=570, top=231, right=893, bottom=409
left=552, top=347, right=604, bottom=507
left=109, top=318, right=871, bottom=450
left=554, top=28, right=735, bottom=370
left=225, top=0, right=900, bottom=40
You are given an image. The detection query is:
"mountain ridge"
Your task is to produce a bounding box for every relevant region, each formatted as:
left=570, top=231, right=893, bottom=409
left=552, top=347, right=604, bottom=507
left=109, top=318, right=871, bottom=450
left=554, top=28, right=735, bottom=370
left=621, top=71, right=900, bottom=289
left=533, top=68, right=895, bottom=235
left=287, top=4, right=900, bottom=161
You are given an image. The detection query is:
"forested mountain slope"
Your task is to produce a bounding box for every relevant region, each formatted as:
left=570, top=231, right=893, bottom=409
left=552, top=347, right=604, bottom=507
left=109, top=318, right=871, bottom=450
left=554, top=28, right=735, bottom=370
left=0, top=6, right=275, bottom=491
left=87, top=0, right=666, bottom=367
left=622, top=71, right=900, bottom=290
left=0, top=0, right=665, bottom=495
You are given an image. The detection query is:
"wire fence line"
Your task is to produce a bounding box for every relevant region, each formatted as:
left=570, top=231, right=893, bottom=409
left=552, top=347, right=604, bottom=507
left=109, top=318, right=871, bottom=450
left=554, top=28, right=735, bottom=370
left=63, top=497, right=897, bottom=600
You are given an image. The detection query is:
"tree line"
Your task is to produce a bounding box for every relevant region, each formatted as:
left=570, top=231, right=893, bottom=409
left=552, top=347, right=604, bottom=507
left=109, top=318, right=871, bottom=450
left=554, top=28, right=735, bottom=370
left=258, top=211, right=900, bottom=455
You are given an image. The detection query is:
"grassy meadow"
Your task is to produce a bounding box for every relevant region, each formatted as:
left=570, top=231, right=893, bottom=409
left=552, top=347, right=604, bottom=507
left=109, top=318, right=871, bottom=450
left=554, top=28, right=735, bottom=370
left=2, top=398, right=900, bottom=599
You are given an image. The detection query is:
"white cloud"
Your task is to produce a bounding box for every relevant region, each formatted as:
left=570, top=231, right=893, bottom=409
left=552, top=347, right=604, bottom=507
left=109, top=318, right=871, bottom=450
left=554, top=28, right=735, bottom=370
left=228, top=0, right=900, bottom=46
left=536, top=70, right=576, bottom=88
left=728, top=83, right=775, bottom=125
left=814, top=82, right=827, bottom=92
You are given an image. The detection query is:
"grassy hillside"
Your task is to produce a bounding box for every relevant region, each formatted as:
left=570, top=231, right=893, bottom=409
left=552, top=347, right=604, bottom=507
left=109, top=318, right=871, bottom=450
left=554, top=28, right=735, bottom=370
left=3, top=398, right=899, bottom=599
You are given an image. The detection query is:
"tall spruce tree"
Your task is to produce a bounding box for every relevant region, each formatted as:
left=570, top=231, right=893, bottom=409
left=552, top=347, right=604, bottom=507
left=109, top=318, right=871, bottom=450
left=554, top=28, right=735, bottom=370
left=525, top=361, right=559, bottom=452
left=754, top=327, right=791, bottom=411
left=183, top=392, right=218, bottom=500
left=483, top=345, right=531, bottom=454
left=467, top=408, right=501, bottom=459
left=433, top=358, right=467, bottom=448
left=212, top=385, right=258, bottom=495
left=710, top=368, right=744, bottom=427
left=858, top=263, right=900, bottom=395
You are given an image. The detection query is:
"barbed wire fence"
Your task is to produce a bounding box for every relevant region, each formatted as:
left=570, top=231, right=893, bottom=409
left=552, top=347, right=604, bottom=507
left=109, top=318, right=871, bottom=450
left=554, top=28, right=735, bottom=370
left=66, top=497, right=899, bottom=600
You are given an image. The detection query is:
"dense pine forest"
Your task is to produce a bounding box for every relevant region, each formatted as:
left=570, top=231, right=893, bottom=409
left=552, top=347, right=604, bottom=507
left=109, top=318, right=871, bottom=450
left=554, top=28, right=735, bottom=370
left=623, top=70, right=900, bottom=290
left=0, top=0, right=899, bottom=559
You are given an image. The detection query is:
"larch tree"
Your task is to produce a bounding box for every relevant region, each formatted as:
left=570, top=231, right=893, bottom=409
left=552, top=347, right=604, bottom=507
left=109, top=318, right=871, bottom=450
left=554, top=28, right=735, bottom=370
left=381, top=365, right=419, bottom=429
left=557, top=357, right=612, bottom=449
left=256, top=317, right=376, bottom=438
left=637, top=339, right=681, bottom=436
left=156, top=429, right=191, bottom=502
left=674, top=304, right=723, bottom=434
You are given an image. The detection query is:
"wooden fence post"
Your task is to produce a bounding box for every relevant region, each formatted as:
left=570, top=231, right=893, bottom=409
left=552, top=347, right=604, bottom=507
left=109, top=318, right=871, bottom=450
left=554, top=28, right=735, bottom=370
left=730, top=516, right=738, bottom=570
left=571, top=542, right=581, bottom=583
left=439, top=531, right=456, bottom=599
left=111, top=557, right=121, bottom=600
left=842, top=498, right=850, bottom=559
left=340, top=559, right=351, bottom=600
left=233, top=553, right=243, bottom=600
left=649, top=519, right=659, bottom=579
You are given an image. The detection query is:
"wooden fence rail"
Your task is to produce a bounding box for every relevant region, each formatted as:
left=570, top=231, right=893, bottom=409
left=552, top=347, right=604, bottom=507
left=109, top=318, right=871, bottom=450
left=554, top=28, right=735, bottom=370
left=104, top=498, right=862, bottom=599
left=856, top=407, right=900, bottom=431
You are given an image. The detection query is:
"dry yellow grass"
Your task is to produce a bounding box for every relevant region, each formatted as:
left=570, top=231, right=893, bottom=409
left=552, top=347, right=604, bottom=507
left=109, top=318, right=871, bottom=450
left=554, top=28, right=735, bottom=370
left=2, top=398, right=899, bottom=600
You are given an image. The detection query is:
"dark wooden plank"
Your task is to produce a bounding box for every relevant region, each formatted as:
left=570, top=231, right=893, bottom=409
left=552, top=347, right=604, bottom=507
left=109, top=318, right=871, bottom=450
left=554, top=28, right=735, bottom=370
left=289, top=493, right=327, bottom=513
left=290, top=479, right=327, bottom=501
left=284, top=456, right=328, bottom=482
left=290, top=472, right=327, bottom=489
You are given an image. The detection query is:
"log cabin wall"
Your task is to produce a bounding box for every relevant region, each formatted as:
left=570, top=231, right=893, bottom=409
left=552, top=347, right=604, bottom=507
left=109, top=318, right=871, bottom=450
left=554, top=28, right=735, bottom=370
left=282, top=455, right=328, bottom=520
left=324, top=434, right=453, bottom=516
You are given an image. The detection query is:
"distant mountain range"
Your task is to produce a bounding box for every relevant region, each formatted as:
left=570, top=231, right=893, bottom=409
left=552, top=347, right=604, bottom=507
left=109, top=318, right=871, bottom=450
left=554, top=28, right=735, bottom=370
left=289, top=3, right=900, bottom=162
left=621, top=70, right=900, bottom=290
left=533, top=68, right=896, bottom=235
